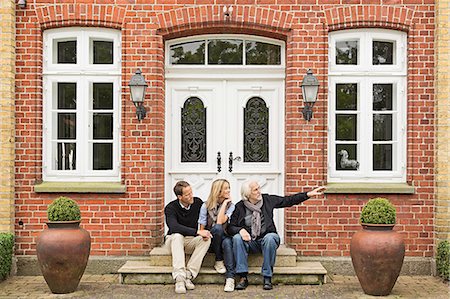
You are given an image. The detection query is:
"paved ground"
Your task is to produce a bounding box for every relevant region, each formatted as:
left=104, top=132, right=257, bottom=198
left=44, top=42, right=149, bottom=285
left=0, top=275, right=448, bottom=299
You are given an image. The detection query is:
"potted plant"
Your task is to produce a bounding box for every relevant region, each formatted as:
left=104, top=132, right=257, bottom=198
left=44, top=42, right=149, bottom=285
left=350, top=197, right=405, bottom=296
left=36, top=196, right=91, bottom=294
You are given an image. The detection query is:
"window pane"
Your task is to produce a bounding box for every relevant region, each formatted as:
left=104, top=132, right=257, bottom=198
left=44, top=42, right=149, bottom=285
left=57, top=142, right=76, bottom=170
left=58, top=83, right=77, bottom=109
left=93, top=143, right=113, bottom=170
left=246, top=41, right=281, bottom=65
left=57, top=41, right=77, bottom=64
left=373, top=114, right=392, bottom=141
left=93, top=41, right=113, bottom=64
left=373, top=41, right=394, bottom=65
left=244, top=97, right=269, bottom=162
left=336, top=114, right=357, bottom=141
left=57, top=113, right=76, bottom=139
left=373, top=84, right=393, bottom=111
left=93, top=113, right=113, bottom=139
left=336, top=40, right=358, bottom=65
left=93, top=83, right=113, bottom=109
left=181, top=97, right=206, bottom=162
left=336, top=144, right=359, bottom=171
left=170, top=41, right=205, bottom=65
left=208, top=39, right=243, bottom=65
left=373, top=144, right=392, bottom=170
left=336, top=83, right=357, bottom=110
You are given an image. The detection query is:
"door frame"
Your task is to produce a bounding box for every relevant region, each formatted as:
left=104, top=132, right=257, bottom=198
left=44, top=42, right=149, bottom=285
left=164, top=34, right=287, bottom=240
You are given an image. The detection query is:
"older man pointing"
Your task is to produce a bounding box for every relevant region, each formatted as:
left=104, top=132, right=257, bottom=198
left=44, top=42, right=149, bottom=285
left=227, top=181, right=326, bottom=290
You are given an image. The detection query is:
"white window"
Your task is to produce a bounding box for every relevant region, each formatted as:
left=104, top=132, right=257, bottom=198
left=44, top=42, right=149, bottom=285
left=43, top=28, right=121, bottom=182
left=328, top=29, right=407, bottom=182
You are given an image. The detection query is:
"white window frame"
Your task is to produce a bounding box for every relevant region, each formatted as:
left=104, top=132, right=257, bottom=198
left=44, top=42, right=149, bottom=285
left=43, top=27, right=121, bottom=182
left=165, top=34, right=285, bottom=79
left=328, top=29, right=407, bottom=183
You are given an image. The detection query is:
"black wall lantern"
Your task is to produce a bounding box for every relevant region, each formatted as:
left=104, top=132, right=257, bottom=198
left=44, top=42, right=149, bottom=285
left=301, top=69, right=319, bottom=121
left=128, top=69, right=148, bottom=121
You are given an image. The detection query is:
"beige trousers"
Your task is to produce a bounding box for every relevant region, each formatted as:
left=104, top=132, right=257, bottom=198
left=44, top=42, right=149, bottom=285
left=165, top=233, right=211, bottom=280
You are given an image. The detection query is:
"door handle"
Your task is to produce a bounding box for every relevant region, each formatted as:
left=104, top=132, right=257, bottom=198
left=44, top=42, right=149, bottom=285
left=217, top=152, right=221, bottom=173
left=228, top=152, right=241, bottom=172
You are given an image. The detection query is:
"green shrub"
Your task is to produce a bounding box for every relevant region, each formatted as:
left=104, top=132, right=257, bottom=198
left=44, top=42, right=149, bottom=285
left=436, top=240, right=449, bottom=281
left=360, top=197, right=396, bottom=224
left=47, top=196, right=81, bottom=221
left=0, top=233, right=14, bottom=281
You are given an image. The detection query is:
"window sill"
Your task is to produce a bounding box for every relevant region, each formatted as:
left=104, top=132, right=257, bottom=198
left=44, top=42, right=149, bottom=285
left=34, top=182, right=126, bottom=193
left=324, top=183, right=414, bottom=194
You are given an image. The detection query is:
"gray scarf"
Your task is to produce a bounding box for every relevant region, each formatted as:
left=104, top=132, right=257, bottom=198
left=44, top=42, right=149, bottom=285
left=243, top=198, right=263, bottom=240
left=206, top=205, right=219, bottom=230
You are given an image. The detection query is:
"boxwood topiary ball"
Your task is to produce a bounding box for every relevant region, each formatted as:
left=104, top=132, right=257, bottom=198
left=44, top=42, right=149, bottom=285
left=360, top=197, right=396, bottom=225
left=47, top=196, right=81, bottom=222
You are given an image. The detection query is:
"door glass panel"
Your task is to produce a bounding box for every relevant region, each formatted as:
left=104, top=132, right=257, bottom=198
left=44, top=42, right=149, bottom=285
left=170, top=41, right=205, bottom=65
left=57, top=40, right=77, bottom=64
left=336, top=114, right=357, bottom=141
left=93, top=143, right=113, bottom=170
left=373, top=84, right=393, bottom=111
left=336, top=83, right=357, bottom=110
left=373, top=144, right=392, bottom=170
left=58, top=83, right=77, bottom=109
left=336, top=144, right=358, bottom=171
left=93, top=83, right=113, bottom=109
left=373, top=41, right=394, bottom=65
left=57, top=142, right=76, bottom=170
left=208, top=39, right=243, bottom=65
left=373, top=114, right=392, bottom=141
left=181, top=97, right=206, bottom=162
left=246, top=41, right=281, bottom=65
left=244, top=97, right=269, bottom=162
left=336, top=40, right=358, bottom=65
left=93, top=40, right=113, bottom=64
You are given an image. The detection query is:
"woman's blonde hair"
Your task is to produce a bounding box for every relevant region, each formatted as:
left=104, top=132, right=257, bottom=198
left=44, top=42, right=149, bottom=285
left=206, top=179, right=230, bottom=210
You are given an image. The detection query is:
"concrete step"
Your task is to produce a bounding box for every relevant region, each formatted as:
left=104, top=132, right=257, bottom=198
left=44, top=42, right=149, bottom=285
left=118, top=261, right=327, bottom=285
left=148, top=244, right=297, bottom=267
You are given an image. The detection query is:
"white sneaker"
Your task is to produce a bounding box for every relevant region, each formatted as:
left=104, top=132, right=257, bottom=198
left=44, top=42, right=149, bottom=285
left=224, top=277, right=235, bottom=292
left=175, top=277, right=186, bottom=294
left=214, top=260, right=226, bottom=274
left=185, top=278, right=195, bottom=290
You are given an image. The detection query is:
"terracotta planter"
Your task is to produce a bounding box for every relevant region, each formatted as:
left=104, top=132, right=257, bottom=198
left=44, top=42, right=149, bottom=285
left=36, top=221, right=91, bottom=294
left=350, top=224, right=405, bottom=296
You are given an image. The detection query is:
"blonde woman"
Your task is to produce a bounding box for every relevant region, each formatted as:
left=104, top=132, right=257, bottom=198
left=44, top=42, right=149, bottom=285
left=198, top=179, right=236, bottom=292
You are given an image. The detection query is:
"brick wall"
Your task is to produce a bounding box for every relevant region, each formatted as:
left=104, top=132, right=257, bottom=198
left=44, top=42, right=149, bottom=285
left=435, top=0, right=450, bottom=243
left=15, top=1, right=436, bottom=258
left=0, top=0, right=15, bottom=234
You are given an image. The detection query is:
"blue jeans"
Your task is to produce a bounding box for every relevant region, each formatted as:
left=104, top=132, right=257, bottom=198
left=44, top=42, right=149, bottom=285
left=210, top=224, right=235, bottom=278
left=233, top=232, right=280, bottom=278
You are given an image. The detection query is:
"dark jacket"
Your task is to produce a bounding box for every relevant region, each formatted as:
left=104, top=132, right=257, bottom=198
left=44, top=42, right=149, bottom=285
left=165, top=197, right=203, bottom=236
left=227, top=192, right=309, bottom=238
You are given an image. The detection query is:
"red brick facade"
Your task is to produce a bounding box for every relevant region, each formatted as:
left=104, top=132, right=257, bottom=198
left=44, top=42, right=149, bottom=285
left=15, top=1, right=435, bottom=258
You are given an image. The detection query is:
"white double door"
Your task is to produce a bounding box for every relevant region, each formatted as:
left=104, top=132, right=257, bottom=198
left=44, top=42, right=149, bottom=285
left=165, top=78, right=285, bottom=240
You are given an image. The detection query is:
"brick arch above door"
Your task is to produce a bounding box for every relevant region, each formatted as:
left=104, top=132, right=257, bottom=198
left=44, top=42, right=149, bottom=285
left=156, top=6, right=293, bottom=40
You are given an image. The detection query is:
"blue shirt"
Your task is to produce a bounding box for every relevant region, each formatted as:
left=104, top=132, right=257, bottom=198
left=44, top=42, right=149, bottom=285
left=198, top=202, right=235, bottom=226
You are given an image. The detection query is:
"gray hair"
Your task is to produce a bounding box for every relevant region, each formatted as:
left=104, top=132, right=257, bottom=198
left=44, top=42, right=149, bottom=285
left=241, top=180, right=258, bottom=200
